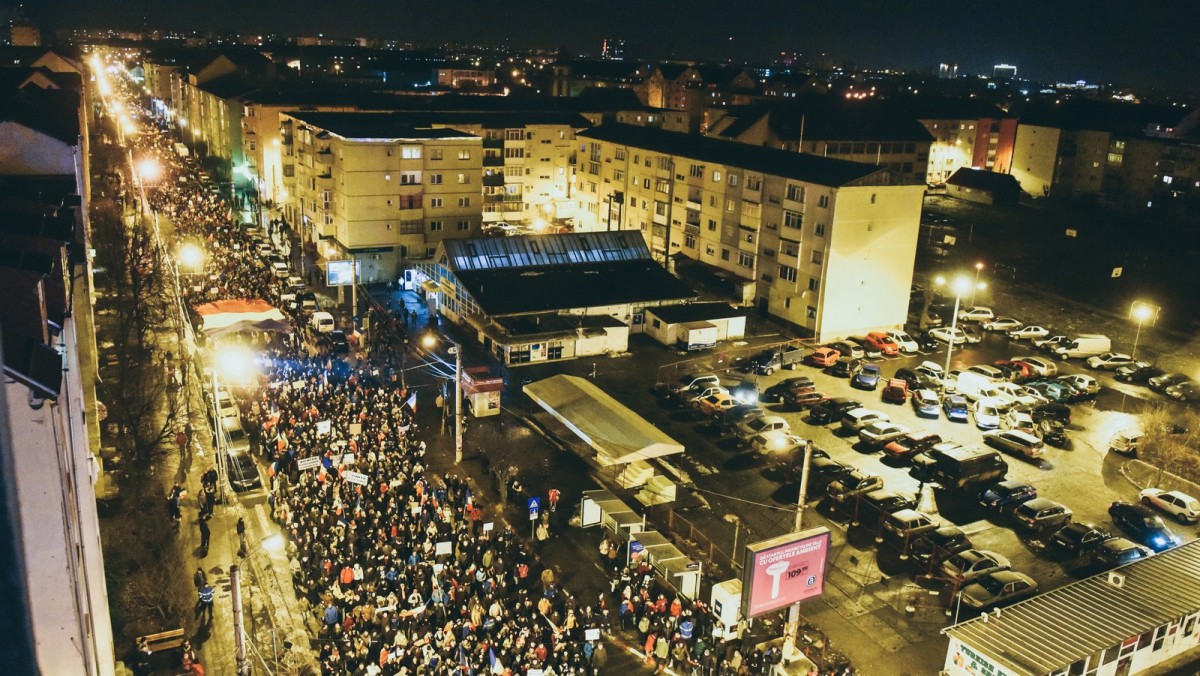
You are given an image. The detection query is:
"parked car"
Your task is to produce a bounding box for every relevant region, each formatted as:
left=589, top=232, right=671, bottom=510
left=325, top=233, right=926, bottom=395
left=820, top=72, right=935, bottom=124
left=1114, top=363, right=1164, bottom=384
left=943, top=395, right=970, bottom=422
left=809, top=398, right=863, bottom=424
left=864, top=332, right=900, bottom=356
left=783, top=389, right=828, bottom=409
left=957, top=571, right=1038, bottom=611
left=1038, top=419, right=1068, bottom=447
left=1092, top=537, right=1154, bottom=569
left=685, top=385, right=728, bottom=407
left=736, top=415, right=790, bottom=440
left=883, top=431, right=942, bottom=462
left=747, top=345, right=807, bottom=374
left=892, top=368, right=936, bottom=392
left=1139, top=489, right=1200, bottom=523
left=887, top=330, right=919, bottom=353
left=761, top=377, right=815, bottom=403
left=829, top=341, right=866, bottom=360
left=957, top=306, right=996, bottom=323
left=1048, top=522, right=1112, bottom=556
left=962, top=325, right=984, bottom=344
left=1031, top=402, right=1072, bottom=425
left=972, top=397, right=1011, bottom=430
left=808, top=458, right=854, bottom=493
left=1108, top=428, right=1142, bottom=456
left=883, top=379, right=911, bottom=404
left=881, top=509, right=940, bottom=545
left=1033, top=334, right=1071, bottom=352
left=979, top=480, right=1038, bottom=512
left=1059, top=374, right=1101, bottom=396
left=914, top=331, right=941, bottom=351
left=698, top=392, right=739, bottom=416
left=1148, top=372, right=1192, bottom=393
left=1108, top=501, right=1180, bottom=551
left=830, top=357, right=863, bottom=378
left=840, top=408, right=890, bottom=433
left=328, top=330, right=350, bottom=355
left=1166, top=381, right=1200, bottom=402
left=852, top=364, right=882, bottom=390
left=909, top=525, right=973, bottom=565
left=983, top=429, right=1046, bottom=459
left=928, top=326, right=967, bottom=345
left=1026, top=380, right=1079, bottom=403
left=1016, top=356, right=1058, bottom=378
left=227, top=450, right=263, bottom=492
left=1007, top=325, right=1050, bottom=340
left=1013, top=498, right=1073, bottom=532
left=805, top=347, right=840, bottom=368
left=941, top=549, right=1011, bottom=584
left=855, top=490, right=917, bottom=529
left=1086, top=352, right=1135, bottom=370
left=981, top=382, right=1040, bottom=408
left=993, top=360, right=1035, bottom=382
left=910, top=388, right=939, bottom=416
left=858, top=421, right=911, bottom=448
left=827, top=470, right=884, bottom=503
left=671, top=373, right=720, bottom=397
left=982, top=317, right=1022, bottom=332
left=750, top=431, right=807, bottom=456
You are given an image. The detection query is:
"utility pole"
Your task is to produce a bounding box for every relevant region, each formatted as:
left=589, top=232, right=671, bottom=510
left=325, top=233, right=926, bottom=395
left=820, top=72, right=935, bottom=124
left=454, top=343, right=463, bottom=464
left=782, top=441, right=815, bottom=662
left=231, top=564, right=248, bottom=674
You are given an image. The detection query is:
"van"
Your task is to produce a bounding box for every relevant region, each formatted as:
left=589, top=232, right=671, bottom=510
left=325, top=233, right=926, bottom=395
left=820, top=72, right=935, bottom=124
left=955, top=371, right=994, bottom=401
left=911, top=444, right=1008, bottom=490
left=1109, top=428, right=1142, bottom=456
left=748, top=345, right=805, bottom=375
left=310, top=311, right=335, bottom=334
left=1055, top=334, right=1112, bottom=359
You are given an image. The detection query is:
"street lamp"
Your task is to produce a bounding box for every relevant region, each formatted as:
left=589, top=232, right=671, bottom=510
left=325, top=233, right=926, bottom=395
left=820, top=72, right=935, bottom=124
left=935, top=274, right=986, bottom=395
left=178, top=242, right=204, bottom=272
left=232, top=534, right=285, bottom=675
left=424, top=334, right=463, bottom=463
left=971, top=261, right=985, bottom=307
left=1130, top=302, right=1155, bottom=361
left=137, top=158, right=161, bottom=185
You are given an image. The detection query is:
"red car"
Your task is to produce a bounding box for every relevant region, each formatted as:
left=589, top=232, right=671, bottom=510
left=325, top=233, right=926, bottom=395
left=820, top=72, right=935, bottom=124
left=865, top=331, right=900, bottom=356
left=994, top=359, right=1034, bottom=382
left=806, top=347, right=840, bottom=368
left=881, top=378, right=910, bottom=403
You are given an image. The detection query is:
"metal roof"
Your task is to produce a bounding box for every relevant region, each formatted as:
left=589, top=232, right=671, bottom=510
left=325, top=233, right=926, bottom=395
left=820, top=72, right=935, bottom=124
left=944, top=539, right=1200, bottom=675
left=441, top=232, right=651, bottom=272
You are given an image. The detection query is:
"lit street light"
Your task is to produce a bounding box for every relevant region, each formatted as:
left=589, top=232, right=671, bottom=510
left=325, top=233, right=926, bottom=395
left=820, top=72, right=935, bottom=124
left=424, top=334, right=463, bottom=464
left=972, top=261, right=985, bottom=306
left=178, top=242, right=204, bottom=272
left=935, top=274, right=986, bottom=394
left=138, top=158, right=161, bottom=185
left=1130, top=301, right=1157, bottom=361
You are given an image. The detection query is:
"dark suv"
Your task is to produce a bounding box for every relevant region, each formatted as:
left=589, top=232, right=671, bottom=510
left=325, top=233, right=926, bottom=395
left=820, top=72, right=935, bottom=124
left=1013, top=498, right=1073, bottom=533
left=979, top=480, right=1038, bottom=512
left=910, top=525, right=973, bottom=565
left=1049, top=522, right=1112, bottom=556
left=854, top=490, right=916, bottom=528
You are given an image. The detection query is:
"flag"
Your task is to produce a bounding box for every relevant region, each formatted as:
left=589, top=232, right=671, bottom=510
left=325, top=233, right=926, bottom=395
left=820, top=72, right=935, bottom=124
left=405, top=391, right=418, bottom=412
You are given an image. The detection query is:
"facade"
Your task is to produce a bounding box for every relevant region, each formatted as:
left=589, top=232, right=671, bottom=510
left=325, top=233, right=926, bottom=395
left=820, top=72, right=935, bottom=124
left=281, top=111, right=483, bottom=280
left=944, top=540, right=1200, bottom=676
left=574, top=123, right=924, bottom=340
left=0, top=62, right=115, bottom=675
left=912, top=102, right=1018, bottom=184
left=1009, top=101, right=1200, bottom=217
left=415, top=233, right=696, bottom=364
left=945, top=167, right=1022, bottom=205
left=436, top=67, right=496, bottom=89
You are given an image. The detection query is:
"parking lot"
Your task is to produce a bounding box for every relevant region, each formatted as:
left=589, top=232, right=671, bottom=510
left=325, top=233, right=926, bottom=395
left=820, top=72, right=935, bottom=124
left=649, top=326, right=1197, bottom=607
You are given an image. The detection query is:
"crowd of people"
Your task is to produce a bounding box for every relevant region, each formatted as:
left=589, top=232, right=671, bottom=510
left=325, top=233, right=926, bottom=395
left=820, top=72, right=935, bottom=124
left=126, top=116, right=855, bottom=675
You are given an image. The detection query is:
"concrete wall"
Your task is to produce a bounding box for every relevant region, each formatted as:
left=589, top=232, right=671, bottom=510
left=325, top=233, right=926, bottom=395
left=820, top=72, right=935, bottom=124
left=0, top=123, right=76, bottom=174
left=1010, top=124, right=1061, bottom=197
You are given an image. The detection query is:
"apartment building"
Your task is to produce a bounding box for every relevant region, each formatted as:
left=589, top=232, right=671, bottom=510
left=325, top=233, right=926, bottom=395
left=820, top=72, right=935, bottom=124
left=910, top=100, right=1017, bottom=184
left=0, top=61, right=115, bottom=675
left=1011, top=100, right=1200, bottom=217
left=281, top=111, right=483, bottom=281
left=708, top=100, right=934, bottom=186
left=575, top=123, right=924, bottom=339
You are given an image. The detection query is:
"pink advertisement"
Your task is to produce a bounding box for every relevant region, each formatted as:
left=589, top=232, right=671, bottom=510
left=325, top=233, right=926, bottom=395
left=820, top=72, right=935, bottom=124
left=741, top=528, right=831, bottom=618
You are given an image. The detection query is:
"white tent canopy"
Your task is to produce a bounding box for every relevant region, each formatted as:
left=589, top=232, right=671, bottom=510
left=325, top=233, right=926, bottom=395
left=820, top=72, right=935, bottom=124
left=524, top=375, right=684, bottom=466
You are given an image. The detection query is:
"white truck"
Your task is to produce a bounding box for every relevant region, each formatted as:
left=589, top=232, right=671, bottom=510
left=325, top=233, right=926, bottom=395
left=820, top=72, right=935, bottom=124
left=1055, top=334, right=1111, bottom=359
left=676, top=321, right=718, bottom=351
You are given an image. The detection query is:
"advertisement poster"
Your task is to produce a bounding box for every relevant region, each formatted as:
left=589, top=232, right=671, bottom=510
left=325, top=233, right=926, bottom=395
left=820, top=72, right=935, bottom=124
left=741, top=528, right=831, bottom=618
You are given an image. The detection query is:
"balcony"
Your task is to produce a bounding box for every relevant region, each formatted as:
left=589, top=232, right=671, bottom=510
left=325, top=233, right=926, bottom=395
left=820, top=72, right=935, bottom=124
left=484, top=194, right=505, bottom=204
left=483, top=137, right=504, bottom=149
left=685, top=211, right=701, bottom=227
left=316, top=148, right=333, bottom=165
left=483, top=173, right=505, bottom=187
left=483, top=155, right=504, bottom=167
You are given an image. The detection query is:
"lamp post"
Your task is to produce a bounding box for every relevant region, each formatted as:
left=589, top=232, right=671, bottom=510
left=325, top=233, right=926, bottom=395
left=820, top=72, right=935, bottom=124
left=1130, top=302, right=1155, bottom=361
left=971, top=261, right=984, bottom=307
left=781, top=440, right=816, bottom=663
left=232, top=534, right=284, bottom=675
left=424, top=335, right=463, bottom=463
left=935, top=275, right=986, bottom=395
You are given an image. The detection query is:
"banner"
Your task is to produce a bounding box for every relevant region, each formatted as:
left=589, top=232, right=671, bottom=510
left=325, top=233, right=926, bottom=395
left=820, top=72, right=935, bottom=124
left=343, top=471, right=369, bottom=486
left=297, top=456, right=321, bottom=471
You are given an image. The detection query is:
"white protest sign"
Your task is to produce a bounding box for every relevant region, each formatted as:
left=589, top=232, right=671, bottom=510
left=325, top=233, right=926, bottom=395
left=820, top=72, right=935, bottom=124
left=343, top=471, right=369, bottom=486
left=297, top=456, right=321, bottom=471
left=316, top=420, right=331, bottom=436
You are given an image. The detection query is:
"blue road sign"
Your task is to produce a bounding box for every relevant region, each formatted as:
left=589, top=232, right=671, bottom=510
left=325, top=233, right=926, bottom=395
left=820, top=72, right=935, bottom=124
left=630, top=540, right=645, bottom=553
left=527, top=497, right=541, bottom=511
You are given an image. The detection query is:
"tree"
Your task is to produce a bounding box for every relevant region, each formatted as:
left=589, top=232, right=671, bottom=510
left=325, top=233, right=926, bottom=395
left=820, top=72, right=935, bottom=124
left=1137, top=404, right=1200, bottom=485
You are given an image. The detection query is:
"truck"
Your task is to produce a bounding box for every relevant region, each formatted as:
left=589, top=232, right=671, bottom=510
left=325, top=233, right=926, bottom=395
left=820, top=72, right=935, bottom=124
left=910, top=444, right=1008, bottom=490
left=747, top=345, right=806, bottom=375
left=676, top=321, right=718, bottom=351
left=1055, top=334, right=1112, bottom=359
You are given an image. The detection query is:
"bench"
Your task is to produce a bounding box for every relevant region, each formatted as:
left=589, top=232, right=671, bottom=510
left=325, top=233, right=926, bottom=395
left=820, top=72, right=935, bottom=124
left=139, top=627, right=186, bottom=655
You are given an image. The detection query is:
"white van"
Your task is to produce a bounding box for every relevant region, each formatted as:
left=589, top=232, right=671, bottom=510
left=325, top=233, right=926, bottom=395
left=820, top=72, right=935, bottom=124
left=1109, top=428, right=1142, bottom=456
left=955, top=371, right=994, bottom=401
left=1055, top=334, right=1111, bottom=359
left=310, top=311, right=335, bottom=334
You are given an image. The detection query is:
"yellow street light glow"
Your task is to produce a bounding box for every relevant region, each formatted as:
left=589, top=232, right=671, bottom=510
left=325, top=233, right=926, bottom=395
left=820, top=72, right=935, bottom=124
left=422, top=335, right=437, bottom=349
left=216, top=346, right=254, bottom=381
left=260, top=534, right=284, bottom=552
left=532, top=218, right=546, bottom=231
left=138, top=158, right=161, bottom=182
left=178, top=118, right=188, bottom=128
left=975, top=261, right=984, bottom=271
left=178, top=243, right=204, bottom=269
left=1132, top=303, right=1153, bottom=323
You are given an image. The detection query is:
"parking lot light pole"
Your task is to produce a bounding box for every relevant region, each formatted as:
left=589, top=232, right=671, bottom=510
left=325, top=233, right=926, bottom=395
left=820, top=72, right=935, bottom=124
left=424, top=334, right=463, bottom=463
left=1130, top=302, right=1154, bottom=361
left=971, top=261, right=984, bottom=306
left=782, top=441, right=816, bottom=663
left=935, top=275, right=984, bottom=396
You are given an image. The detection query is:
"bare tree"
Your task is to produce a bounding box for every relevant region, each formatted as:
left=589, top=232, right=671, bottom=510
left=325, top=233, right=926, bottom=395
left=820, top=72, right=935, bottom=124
left=1137, top=404, right=1200, bottom=484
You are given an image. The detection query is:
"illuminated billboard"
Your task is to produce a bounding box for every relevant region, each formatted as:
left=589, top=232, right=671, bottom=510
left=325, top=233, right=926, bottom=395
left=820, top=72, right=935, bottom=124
left=327, top=260, right=356, bottom=287
left=741, top=527, right=831, bottom=618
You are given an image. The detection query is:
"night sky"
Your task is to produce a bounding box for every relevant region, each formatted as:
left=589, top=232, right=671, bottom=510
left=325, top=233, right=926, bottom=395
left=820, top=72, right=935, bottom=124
left=21, top=0, right=1200, bottom=89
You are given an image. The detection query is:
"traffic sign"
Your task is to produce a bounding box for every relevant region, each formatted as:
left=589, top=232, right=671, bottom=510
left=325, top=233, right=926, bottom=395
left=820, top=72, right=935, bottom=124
left=527, top=497, right=541, bottom=511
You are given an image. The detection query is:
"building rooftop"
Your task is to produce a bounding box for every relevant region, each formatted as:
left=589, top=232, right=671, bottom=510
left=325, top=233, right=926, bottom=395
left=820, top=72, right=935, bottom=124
left=442, top=231, right=651, bottom=272
left=646, top=302, right=744, bottom=324
left=945, top=539, right=1200, bottom=675
left=579, top=123, right=894, bottom=188
left=946, top=167, right=1022, bottom=193
left=1016, top=99, right=1195, bottom=136
left=713, top=99, right=937, bottom=144
left=284, top=111, right=481, bottom=140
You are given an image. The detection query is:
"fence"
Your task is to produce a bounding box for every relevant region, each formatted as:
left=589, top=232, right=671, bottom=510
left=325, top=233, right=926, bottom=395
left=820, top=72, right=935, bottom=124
left=654, top=337, right=817, bottom=390
left=647, top=505, right=740, bottom=578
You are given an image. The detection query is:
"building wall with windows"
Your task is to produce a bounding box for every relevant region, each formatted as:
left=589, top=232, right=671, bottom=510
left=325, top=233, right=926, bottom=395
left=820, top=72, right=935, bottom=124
left=282, top=112, right=482, bottom=281
left=919, top=116, right=1018, bottom=185
left=575, top=124, right=923, bottom=339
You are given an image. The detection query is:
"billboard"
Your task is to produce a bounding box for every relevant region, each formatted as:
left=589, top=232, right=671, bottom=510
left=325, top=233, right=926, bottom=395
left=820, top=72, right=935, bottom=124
left=327, top=260, right=356, bottom=287
left=741, top=527, right=831, bottom=618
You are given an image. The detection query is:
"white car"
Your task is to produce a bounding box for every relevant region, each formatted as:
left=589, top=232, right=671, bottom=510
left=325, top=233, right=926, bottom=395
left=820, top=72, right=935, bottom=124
left=887, top=330, right=919, bottom=353
left=840, top=408, right=891, bottom=433
left=982, top=382, right=1041, bottom=408
left=958, top=306, right=995, bottom=323
left=983, top=429, right=1045, bottom=458
left=1002, top=410, right=1037, bottom=434
left=686, top=385, right=728, bottom=406
left=929, top=326, right=967, bottom=345
left=982, top=317, right=1022, bottom=332
left=736, top=415, right=790, bottom=440
left=858, top=421, right=911, bottom=448
left=1015, top=356, right=1057, bottom=377
left=1139, top=488, right=1200, bottom=523
left=750, top=431, right=807, bottom=455
left=1087, top=352, right=1135, bottom=370
left=973, top=397, right=1012, bottom=430
left=1008, top=325, right=1050, bottom=340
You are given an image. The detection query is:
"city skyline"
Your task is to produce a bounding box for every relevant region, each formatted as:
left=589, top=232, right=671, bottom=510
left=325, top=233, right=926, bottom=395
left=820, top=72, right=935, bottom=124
left=24, top=0, right=1200, bottom=90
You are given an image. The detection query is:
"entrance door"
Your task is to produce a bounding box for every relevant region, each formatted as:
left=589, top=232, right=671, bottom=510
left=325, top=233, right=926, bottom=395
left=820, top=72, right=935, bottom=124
left=757, top=297, right=769, bottom=315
